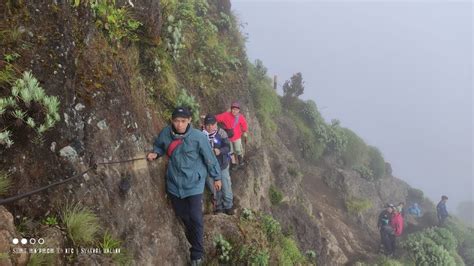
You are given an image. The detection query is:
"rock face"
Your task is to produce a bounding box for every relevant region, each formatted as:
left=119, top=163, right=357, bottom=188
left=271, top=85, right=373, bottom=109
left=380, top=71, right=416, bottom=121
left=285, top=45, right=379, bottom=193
left=0, top=207, right=28, bottom=266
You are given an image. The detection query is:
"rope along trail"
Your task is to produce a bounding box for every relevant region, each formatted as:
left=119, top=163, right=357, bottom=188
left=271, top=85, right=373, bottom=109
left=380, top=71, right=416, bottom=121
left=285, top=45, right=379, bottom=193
left=0, top=157, right=146, bottom=205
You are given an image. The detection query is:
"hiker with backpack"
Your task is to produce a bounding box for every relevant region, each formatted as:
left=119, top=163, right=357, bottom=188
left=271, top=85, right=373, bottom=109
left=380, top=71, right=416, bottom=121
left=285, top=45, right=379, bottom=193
left=216, top=102, right=248, bottom=170
left=377, top=204, right=394, bottom=255
left=389, top=206, right=404, bottom=255
left=202, top=114, right=234, bottom=215
left=437, top=195, right=449, bottom=226
left=147, top=107, right=222, bottom=265
left=407, top=203, right=422, bottom=217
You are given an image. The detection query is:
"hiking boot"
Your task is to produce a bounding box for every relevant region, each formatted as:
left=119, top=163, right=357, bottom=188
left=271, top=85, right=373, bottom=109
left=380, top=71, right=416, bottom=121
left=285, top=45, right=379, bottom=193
left=214, top=209, right=224, bottom=215
left=191, top=258, right=203, bottom=266
left=224, top=208, right=234, bottom=215
left=237, top=155, right=245, bottom=166
left=230, top=163, right=239, bottom=171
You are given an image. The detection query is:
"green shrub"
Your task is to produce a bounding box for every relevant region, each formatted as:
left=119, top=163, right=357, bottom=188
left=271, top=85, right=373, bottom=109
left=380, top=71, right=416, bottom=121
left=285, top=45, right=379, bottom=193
left=42, top=216, right=58, bottom=226
left=4, top=52, right=20, bottom=63
left=402, top=230, right=456, bottom=265
left=446, top=220, right=474, bottom=265
left=322, top=119, right=348, bottom=155
left=175, top=89, right=200, bottom=124
left=0, top=171, right=11, bottom=196
left=241, top=208, right=255, bottom=221
left=279, top=237, right=304, bottom=265
left=261, top=214, right=281, bottom=243
left=61, top=204, right=101, bottom=245
left=238, top=245, right=269, bottom=266
left=345, top=197, right=373, bottom=215
left=291, top=112, right=325, bottom=161
left=423, top=227, right=457, bottom=251
left=341, top=128, right=368, bottom=168
left=214, top=234, right=232, bottom=263
left=353, top=165, right=374, bottom=181
left=287, top=166, right=301, bottom=178
left=269, top=185, right=283, bottom=205
left=84, top=1, right=142, bottom=42
left=305, top=250, right=317, bottom=261
left=368, top=146, right=385, bottom=180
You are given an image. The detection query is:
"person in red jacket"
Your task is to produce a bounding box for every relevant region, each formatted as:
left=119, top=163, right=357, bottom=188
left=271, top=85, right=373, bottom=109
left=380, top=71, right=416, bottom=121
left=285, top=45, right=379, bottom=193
left=389, top=207, right=404, bottom=256
left=216, top=102, right=248, bottom=169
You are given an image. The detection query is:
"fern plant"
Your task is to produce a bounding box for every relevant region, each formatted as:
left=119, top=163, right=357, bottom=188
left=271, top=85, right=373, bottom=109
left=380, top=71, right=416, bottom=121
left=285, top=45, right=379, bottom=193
left=0, top=71, right=61, bottom=148
left=0, top=130, right=13, bottom=148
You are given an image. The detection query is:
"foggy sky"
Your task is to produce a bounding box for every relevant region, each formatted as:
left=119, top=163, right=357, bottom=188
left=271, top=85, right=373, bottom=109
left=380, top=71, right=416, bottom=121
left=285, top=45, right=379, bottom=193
left=232, top=1, right=473, bottom=209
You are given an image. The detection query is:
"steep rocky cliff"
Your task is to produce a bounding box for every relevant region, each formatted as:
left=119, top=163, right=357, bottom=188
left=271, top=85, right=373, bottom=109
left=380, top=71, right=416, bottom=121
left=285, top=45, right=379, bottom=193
left=0, top=1, right=439, bottom=265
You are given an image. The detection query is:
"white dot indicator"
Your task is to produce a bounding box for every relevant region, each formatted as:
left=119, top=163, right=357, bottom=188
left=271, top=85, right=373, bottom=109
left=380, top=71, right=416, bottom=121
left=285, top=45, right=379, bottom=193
left=29, top=238, right=36, bottom=244
left=38, top=238, right=45, bottom=245
left=12, top=238, right=19, bottom=244
left=21, top=238, right=27, bottom=245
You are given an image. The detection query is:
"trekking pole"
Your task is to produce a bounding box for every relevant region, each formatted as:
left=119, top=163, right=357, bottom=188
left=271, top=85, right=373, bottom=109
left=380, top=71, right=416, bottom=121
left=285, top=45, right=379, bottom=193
left=0, top=156, right=147, bottom=205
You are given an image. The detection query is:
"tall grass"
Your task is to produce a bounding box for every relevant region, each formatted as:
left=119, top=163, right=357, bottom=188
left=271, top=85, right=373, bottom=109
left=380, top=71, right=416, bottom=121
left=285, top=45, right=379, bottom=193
left=0, top=171, right=11, bottom=196
left=61, top=204, right=101, bottom=245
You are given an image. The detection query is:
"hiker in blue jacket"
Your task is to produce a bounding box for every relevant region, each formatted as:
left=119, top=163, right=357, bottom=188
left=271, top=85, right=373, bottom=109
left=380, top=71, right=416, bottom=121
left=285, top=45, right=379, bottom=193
left=437, top=195, right=449, bottom=226
left=407, top=203, right=422, bottom=217
left=147, top=107, right=222, bottom=265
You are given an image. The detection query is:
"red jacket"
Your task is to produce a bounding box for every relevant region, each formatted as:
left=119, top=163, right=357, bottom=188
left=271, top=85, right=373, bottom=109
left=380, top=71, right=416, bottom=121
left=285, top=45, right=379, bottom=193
left=391, top=212, right=404, bottom=236
left=216, top=112, right=248, bottom=142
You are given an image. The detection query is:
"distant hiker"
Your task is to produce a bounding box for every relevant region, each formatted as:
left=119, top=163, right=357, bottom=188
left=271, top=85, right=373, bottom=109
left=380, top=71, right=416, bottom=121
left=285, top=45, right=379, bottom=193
left=407, top=203, right=422, bottom=217
left=377, top=204, right=394, bottom=229
left=389, top=207, right=404, bottom=255
left=437, top=195, right=449, bottom=226
left=147, top=107, right=222, bottom=265
left=377, top=204, right=394, bottom=255
left=216, top=101, right=248, bottom=170
left=202, top=114, right=234, bottom=215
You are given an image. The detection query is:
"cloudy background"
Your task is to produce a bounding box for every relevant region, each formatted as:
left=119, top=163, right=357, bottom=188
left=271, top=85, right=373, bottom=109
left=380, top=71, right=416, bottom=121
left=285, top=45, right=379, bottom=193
left=232, top=0, right=473, bottom=210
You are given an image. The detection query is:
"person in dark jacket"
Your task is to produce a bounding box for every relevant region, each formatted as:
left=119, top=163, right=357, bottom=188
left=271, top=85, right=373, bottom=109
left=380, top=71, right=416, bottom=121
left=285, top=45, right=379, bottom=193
left=147, top=107, right=222, bottom=265
left=437, top=195, right=449, bottom=226
left=202, top=114, right=234, bottom=215
left=381, top=219, right=395, bottom=256
left=378, top=204, right=394, bottom=255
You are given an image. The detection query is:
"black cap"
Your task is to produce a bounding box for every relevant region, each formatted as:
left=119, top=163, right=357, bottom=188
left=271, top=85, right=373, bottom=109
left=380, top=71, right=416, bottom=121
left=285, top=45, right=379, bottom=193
left=204, top=114, right=217, bottom=125
left=172, top=107, right=192, bottom=119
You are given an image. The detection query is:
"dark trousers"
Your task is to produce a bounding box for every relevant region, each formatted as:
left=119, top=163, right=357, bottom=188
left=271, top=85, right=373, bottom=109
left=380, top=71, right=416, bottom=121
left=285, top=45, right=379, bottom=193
left=169, top=193, right=204, bottom=260
left=381, top=230, right=395, bottom=255
left=438, top=215, right=447, bottom=226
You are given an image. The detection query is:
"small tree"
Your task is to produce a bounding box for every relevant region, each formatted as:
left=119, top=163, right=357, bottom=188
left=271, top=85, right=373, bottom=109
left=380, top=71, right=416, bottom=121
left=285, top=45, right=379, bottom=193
left=282, top=72, right=304, bottom=106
